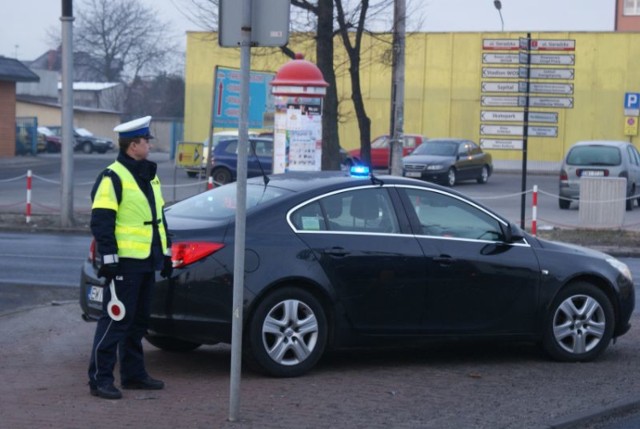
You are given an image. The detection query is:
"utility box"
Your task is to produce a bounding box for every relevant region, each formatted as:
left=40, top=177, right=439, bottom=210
left=579, top=177, right=626, bottom=228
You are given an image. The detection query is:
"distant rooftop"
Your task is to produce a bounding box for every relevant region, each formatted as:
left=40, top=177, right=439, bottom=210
left=57, top=82, right=121, bottom=91
left=0, top=57, right=39, bottom=82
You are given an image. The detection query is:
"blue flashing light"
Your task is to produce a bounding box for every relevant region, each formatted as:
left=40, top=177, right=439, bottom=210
left=350, top=165, right=370, bottom=177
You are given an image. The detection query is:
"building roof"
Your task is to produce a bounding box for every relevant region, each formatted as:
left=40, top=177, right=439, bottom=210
left=0, top=57, right=40, bottom=82
left=56, top=82, right=121, bottom=91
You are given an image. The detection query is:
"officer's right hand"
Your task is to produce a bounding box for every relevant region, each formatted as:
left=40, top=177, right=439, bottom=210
left=97, top=263, right=119, bottom=283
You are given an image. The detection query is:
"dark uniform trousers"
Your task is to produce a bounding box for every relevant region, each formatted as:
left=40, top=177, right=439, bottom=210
left=88, top=272, right=155, bottom=388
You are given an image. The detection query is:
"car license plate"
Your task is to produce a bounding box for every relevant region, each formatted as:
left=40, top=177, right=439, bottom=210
left=88, top=286, right=104, bottom=303
left=581, top=170, right=605, bottom=177
left=405, top=171, right=422, bottom=178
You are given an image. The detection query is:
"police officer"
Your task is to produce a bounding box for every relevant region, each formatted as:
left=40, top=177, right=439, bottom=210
left=88, top=116, right=173, bottom=399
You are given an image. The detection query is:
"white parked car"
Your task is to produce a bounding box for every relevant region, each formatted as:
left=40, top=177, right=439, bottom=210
left=559, top=140, right=640, bottom=210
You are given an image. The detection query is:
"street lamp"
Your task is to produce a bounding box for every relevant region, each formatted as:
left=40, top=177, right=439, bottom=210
left=494, top=0, right=504, bottom=31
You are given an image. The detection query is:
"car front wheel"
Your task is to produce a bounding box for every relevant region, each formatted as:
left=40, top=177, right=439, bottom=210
left=476, top=165, right=489, bottom=184
left=211, top=168, right=232, bottom=185
left=542, top=282, right=614, bottom=362
left=246, top=287, right=328, bottom=377
left=445, top=168, right=456, bottom=187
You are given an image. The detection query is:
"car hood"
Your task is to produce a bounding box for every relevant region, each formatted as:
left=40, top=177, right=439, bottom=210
left=534, top=237, right=611, bottom=259
left=403, top=154, right=453, bottom=164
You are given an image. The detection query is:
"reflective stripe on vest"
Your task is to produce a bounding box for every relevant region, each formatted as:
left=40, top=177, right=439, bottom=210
left=92, top=161, right=167, bottom=259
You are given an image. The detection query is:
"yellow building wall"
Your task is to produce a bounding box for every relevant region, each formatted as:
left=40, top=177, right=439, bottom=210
left=185, top=31, right=640, bottom=163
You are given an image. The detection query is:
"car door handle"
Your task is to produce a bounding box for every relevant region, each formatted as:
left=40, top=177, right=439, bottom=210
left=324, top=247, right=350, bottom=257
left=433, top=255, right=454, bottom=266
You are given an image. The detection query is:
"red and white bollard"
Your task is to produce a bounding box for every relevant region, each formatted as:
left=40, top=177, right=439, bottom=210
left=26, top=169, right=32, bottom=223
left=531, top=184, right=538, bottom=236
left=207, top=176, right=214, bottom=190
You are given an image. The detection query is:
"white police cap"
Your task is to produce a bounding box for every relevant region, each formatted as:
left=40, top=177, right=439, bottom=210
left=114, top=116, right=154, bottom=139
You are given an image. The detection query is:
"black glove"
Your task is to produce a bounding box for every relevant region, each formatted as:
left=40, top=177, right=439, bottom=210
left=160, top=255, right=173, bottom=278
left=98, top=263, right=119, bottom=283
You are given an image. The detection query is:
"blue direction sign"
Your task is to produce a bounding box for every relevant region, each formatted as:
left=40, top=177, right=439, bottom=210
left=213, top=66, right=276, bottom=128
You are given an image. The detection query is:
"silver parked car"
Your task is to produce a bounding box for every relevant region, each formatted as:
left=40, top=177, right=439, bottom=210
left=559, top=140, right=640, bottom=210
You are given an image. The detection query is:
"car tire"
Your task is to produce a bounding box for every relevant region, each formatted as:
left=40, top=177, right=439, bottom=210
left=82, top=141, right=93, bottom=154
left=186, top=171, right=198, bottom=178
left=558, top=197, right=571, bottom=210
left=45, top=141, right=59, bottom=153
left=542, top=282, right=614, bottom=362
left=211, top=168, right=232, bottom=185
left=245, top=287, right=328, bottom=377
left=626, top=186, right=635, bottom=211
left=476, top=165, right=490, bottom=184
left=144, top=335, right=202, bottom=352
left=446, top=168, right=456, bottom=187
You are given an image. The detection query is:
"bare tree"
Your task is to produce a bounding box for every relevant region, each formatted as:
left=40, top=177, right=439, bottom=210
left=74, top=0, right=179, bottom=82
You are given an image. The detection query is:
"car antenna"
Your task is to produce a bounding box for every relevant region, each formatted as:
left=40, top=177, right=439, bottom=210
left=370, top=170, right=384, bottom=186
left=250, top=140, right=270, bottom=186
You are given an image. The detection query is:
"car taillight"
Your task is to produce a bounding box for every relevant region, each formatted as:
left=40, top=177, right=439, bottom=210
left=559, top=170, right=568, bottom=182
left=171, top=242, right=224, bottom=268
left=88, top=239, right=96, bottom=264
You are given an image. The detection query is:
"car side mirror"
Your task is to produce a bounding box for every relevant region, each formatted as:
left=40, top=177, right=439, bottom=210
left=501, top=222, right=525, bottom=243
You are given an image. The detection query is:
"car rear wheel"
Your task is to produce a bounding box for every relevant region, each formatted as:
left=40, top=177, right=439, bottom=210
left=558, top=197, right=571, bottom=209
left=245, top=287, right=328, bottom=377
left=542, top=282, right=614, bottom=362
left=476, top=165, right=489, bottom=184
left=82, top=141, right=93, bottom=154
left=446, top=168, right=456, bottom=187
left=186, top=171, right=198, bottom=178
left=144, top=335, right=202, bottom=352
left=626, top=186, right=635, bottom=211
left=211, top=168, right=232, bottom=185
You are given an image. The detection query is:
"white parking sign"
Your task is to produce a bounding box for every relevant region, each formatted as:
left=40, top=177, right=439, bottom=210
left=624, top=92, right=640, bottom=116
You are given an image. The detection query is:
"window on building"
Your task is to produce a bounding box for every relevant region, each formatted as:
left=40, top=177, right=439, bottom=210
left=624, top=0, right=640, bottom=15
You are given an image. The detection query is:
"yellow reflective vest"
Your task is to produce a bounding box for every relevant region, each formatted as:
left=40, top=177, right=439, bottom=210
left=92, top=161, right=168, bottom=259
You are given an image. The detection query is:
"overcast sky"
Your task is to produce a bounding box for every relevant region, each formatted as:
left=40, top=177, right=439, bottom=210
left=0, top=0, right=615, bottom=61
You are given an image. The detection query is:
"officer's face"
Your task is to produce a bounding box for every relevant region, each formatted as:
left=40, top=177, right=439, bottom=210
left=130, top=137, right=152, bottom=160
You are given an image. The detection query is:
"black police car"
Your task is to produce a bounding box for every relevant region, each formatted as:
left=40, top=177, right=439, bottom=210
left=80, top=168, right=635, bottom=377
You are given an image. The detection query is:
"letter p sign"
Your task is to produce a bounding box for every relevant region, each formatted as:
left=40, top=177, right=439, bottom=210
left=625, top=92, right=640, bottom=109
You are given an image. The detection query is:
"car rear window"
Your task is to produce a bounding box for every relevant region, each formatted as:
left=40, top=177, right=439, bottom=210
left=566, top=146, right=621, bottom=166
left=166, top=182, right=291, bottom=221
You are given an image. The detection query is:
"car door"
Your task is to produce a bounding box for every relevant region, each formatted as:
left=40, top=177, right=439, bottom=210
left=248, top=139, right=273, bottom=177
left=398, top=186, right=541, bottom=334
left=291, top=186, right=428, bottom=333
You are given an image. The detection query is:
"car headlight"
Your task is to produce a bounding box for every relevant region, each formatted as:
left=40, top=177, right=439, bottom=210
left=426, top=164, right=444, bottom=171
left=607, top=257, right=633, bottom=282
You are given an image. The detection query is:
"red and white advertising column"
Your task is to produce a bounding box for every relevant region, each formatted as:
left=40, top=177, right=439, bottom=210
left=270, top=53, right=329, bottom=173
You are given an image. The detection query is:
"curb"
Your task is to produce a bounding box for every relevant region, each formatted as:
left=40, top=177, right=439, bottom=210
left=547, top=397, right=640, bottom=429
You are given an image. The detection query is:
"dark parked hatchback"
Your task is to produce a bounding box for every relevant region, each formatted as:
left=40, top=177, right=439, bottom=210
left=80, top=171, right=634, bottom=377
left=210, top=137, right=273, bottom=185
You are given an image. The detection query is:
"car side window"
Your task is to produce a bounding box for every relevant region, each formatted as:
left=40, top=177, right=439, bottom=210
left=627, top=146, right=639, bottom=166
left=404, top=136, right=417, bottom=148
left=291, top=188, right=400, bottom=234
left=458, top=144, right=469, bottom=157
left=404, top=188, right=504, bottom=241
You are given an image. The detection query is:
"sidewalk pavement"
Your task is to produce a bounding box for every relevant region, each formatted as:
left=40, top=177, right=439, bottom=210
left=1, top=299, right=639, bottom=429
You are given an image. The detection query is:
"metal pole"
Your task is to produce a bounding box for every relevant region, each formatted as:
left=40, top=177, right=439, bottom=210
left=389, top=0, right=406, bottom=176
left=229, top=0, right=251, bottom=421
left=206, top=65, right=219, bottom=188
left=520, top=33, right=531, bottom=229
left=60, top=0, right=74, bottom=227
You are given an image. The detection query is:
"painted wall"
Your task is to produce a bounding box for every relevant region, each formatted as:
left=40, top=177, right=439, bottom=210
left=184, top=31, right=640, bottom=165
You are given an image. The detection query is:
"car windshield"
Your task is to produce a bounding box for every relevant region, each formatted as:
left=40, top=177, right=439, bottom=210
left=413, top=141, right=458, bottom=156
left=371, top=136, right=390, bottom=149
left=165, top=182, right=291, bottom=221
left=566, top=146, right=621, bottom=166
left=76, top=128, right=93, bottom=137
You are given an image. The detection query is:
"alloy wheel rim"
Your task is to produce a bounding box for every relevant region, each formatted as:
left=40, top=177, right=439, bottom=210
left=262, top=299, right=319, bottom=366
left=552, top=294, right=606, bottom=354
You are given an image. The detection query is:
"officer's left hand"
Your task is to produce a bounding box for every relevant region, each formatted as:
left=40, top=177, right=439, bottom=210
left=160, top=255, right=173, bottom=278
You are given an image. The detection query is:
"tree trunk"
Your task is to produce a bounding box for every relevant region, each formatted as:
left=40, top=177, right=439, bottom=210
left=316, top=0, right=341, bottom=170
